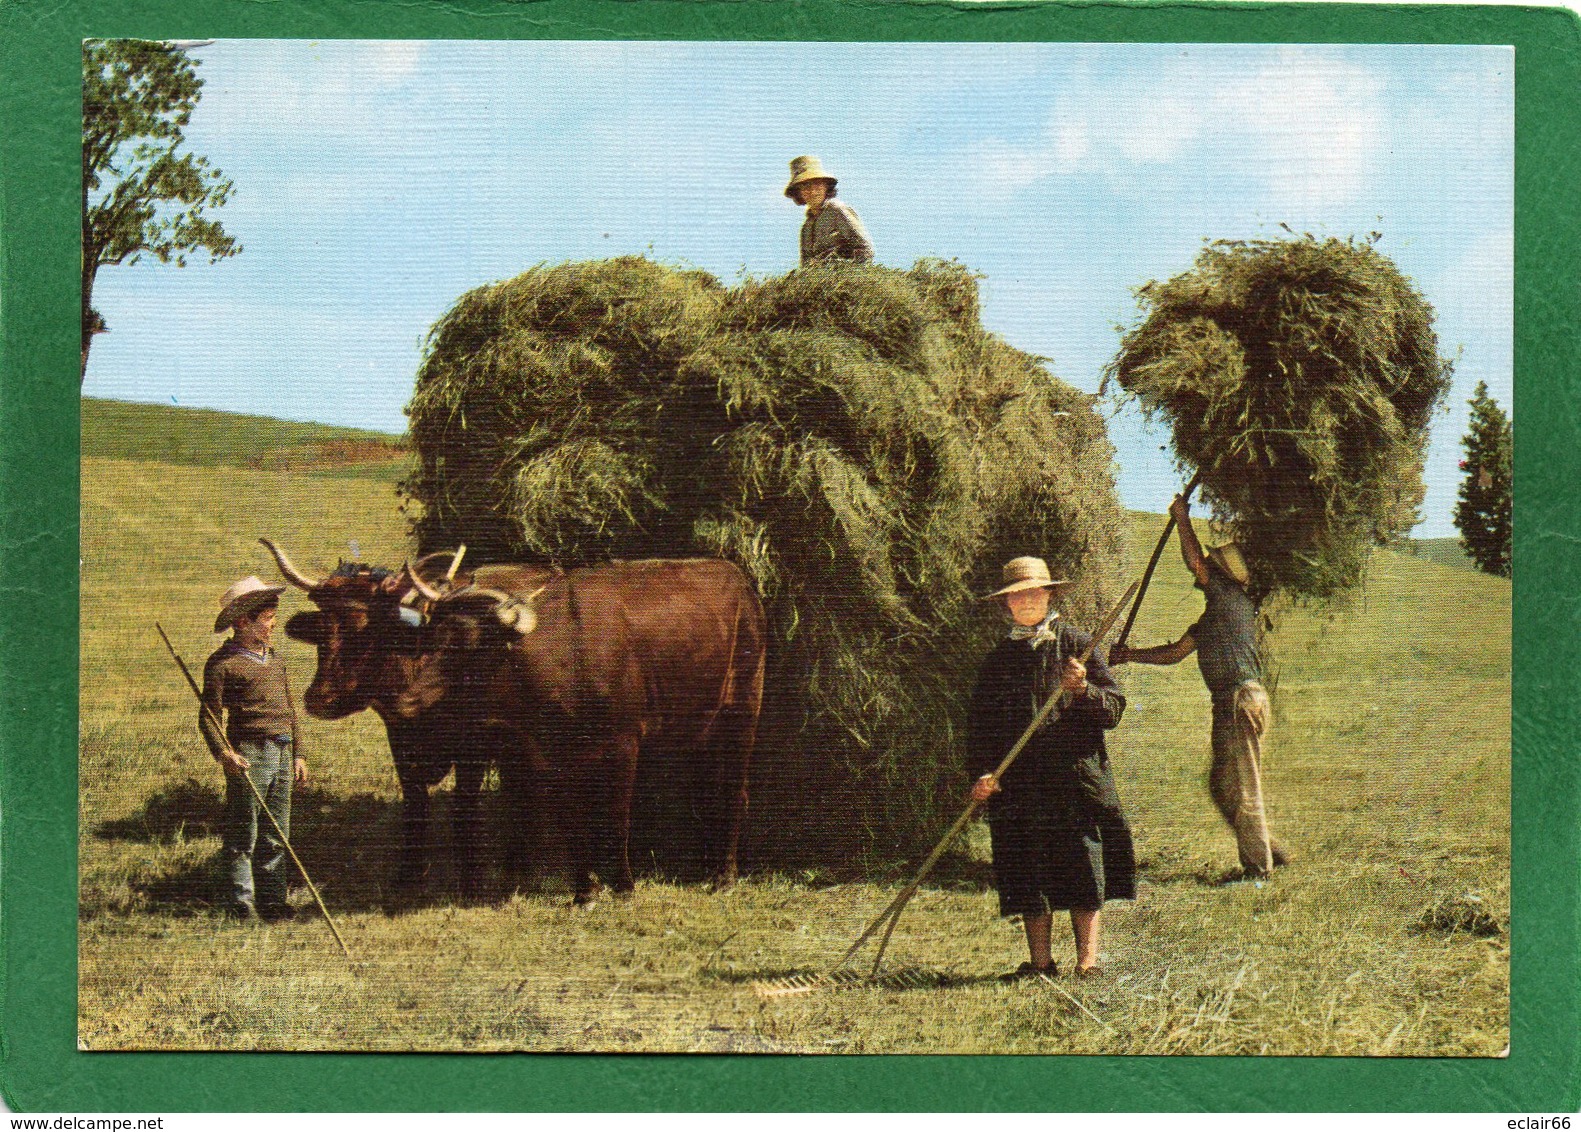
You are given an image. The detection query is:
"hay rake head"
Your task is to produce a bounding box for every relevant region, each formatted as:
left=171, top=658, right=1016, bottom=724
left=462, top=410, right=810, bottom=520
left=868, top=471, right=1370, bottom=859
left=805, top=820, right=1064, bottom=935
left=751, top=966, right=941, bottom=999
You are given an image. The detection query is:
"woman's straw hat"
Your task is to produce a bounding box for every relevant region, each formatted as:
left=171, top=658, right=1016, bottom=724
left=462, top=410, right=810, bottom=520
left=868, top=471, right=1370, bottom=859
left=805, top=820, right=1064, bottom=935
left=984, top=556, right=1070, bottom=599
left=215, top=576, right=285, bottom=632
left=785, top=155, right=837, bottom=199
left=1206, top=543, right=1251, bottom=588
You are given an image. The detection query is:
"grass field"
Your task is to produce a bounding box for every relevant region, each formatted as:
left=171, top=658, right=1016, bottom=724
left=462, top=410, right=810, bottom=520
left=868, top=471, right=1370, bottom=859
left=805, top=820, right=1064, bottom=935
left=1393, top=536, right=1477, bottom=573
left=78, top=399, right=1510, bottom=1054
left=81, top=397, right=411, bottom=483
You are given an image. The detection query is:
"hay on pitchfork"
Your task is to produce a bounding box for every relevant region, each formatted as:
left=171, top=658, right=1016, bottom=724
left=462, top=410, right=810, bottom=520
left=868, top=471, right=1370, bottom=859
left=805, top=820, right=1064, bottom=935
left=1107, top=236, right=1454, bottom=602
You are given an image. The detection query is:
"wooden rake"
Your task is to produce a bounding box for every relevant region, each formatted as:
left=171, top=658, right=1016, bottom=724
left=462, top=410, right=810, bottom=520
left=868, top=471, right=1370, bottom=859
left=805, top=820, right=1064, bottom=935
left=753, top=579, right=1139, bottom=999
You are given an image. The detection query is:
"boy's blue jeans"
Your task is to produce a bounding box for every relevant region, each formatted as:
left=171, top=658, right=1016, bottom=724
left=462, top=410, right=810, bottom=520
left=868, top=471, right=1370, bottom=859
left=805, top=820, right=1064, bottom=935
left=222, top=737, right=293, bottom=913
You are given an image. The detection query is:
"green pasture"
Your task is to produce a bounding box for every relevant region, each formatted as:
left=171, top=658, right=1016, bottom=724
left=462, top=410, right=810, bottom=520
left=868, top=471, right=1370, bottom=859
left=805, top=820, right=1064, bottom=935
left=1398, top=536, right=1477, bottom=572
left=81, top=397, right=410, bottom=482
left=78, top=400, right=1509, bottom=1054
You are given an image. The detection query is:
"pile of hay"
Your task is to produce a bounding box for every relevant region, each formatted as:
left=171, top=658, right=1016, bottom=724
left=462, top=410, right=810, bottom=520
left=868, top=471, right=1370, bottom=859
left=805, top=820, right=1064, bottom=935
left=1108, top=237, right=1453, bottom=601
left=1414, top=892, right=1503, bottom=938
left=403, top=257, right=1128, bottom=864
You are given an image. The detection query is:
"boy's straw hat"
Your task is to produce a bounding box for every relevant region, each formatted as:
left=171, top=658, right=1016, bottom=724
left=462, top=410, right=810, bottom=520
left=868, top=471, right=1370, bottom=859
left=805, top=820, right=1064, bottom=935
left=1206, top=543, right=1251, bottom=588
left=215, top=576, right=285, bottom=632
left=984, top=556, right=1070, bottom=599
left=785, top=155, right=838, bottom=199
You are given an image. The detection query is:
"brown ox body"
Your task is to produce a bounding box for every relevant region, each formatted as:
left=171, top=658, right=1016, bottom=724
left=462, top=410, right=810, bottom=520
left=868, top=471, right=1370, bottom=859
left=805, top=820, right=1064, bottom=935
left=265, top=541, right=766, bottom=900
left=409, top=558, right=767, bottom=901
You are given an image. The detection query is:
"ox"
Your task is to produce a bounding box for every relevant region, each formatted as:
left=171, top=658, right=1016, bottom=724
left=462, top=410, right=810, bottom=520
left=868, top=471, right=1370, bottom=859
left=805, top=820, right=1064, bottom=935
left=401, top=557, right=767, bottom=902
left=263, top=540, right=767, bottom=903
left=263, top=539, right=495, bottom=890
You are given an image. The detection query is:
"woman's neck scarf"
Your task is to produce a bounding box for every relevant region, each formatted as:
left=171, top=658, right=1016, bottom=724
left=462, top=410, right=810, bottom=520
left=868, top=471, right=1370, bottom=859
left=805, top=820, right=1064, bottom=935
left=1007, top=610, right=1060, bottom=649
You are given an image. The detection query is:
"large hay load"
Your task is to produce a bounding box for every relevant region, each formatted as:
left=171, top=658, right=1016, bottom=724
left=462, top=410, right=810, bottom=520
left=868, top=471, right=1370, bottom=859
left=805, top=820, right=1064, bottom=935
left=1108, top=237, right=1453, bottom=603
left=403, top=256, right=1128, bottom=864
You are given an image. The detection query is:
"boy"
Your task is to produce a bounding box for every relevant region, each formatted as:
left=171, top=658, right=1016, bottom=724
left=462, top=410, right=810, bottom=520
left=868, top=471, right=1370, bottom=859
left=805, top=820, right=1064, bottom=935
left=199, top=576, right=308, bottom=920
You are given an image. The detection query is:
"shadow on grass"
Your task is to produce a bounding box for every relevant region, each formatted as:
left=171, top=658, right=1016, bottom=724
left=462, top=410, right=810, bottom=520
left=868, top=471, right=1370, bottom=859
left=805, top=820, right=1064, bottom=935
left=921, top=848, right=995, bottom=891
left=92, top=780, right=526, bottom=915
left=1196, top=865, right=1262, bottom=887
left=1133, top=843, right=1256, bottom=888
left=730, top=848, right=995, bottom=895
left=92, top=779, right=788, bottom=917
left=93, top=777, right=223, bottom=843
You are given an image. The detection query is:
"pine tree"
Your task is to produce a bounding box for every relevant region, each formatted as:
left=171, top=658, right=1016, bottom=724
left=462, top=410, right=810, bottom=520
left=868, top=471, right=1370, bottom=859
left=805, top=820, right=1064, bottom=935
left=1453, top=382, right=1512, bottom=577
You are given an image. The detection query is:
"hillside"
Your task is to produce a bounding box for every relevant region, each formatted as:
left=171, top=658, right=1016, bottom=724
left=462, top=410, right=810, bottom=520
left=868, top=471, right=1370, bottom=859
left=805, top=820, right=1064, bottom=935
left=81, top=397, right=411, bottom=483
left=83, top=397, right=1476, bottom=561
left=1396, top=536, right=1477, bottom=572
left=77, top=405, right=1510, bottom=1055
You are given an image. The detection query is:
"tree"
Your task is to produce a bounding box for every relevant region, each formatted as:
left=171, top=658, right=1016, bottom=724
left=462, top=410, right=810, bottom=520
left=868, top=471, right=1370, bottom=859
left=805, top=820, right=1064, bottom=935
left=1453, top=381, right=1513, bottom=577
left=82, top=40, right=240, bottom=381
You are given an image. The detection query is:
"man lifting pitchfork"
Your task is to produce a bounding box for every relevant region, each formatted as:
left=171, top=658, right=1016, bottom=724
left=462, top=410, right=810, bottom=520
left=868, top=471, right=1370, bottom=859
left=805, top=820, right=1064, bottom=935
left=1109, top=495, right=1292, bottom=879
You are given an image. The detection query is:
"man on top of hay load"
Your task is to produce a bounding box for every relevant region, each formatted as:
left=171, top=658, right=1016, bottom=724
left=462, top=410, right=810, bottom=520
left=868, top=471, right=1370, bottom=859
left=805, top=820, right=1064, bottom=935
left=1110, top=496, right=1290, bottom=878
left=785, top=155, right=874, bottom=266
left=199, top=577, right=308, bottom=921
left=967, top=556, right=1135, bottom=979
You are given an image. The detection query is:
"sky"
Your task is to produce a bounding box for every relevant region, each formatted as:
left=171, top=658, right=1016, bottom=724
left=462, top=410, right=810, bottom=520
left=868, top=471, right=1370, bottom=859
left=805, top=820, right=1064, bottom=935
left=81, top=40, right=1513, bottom=538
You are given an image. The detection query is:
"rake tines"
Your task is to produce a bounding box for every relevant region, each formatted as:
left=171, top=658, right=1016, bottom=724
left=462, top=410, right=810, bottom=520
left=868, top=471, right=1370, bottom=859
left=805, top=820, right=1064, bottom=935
left=751, top=972, right=834, bottom=999
left=751, top=966, right=941, bottom=999
left=882, top=966, right=942, bottom=991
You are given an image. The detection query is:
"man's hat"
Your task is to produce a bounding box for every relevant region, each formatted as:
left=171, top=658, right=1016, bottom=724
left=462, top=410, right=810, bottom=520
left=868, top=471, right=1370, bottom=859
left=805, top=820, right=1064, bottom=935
left=785, top=155, right=838, bottom=199
left=1206, top=543, right=1251, bottom=588
left=215, top=576, right=285, bottom=633
left=984, top=556, right=1071, bottom=599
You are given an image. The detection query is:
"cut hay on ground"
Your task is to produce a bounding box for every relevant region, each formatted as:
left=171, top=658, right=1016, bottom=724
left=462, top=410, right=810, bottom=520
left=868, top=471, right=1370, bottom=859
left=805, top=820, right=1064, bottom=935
left=1107, top=236, right=1453, bottom=602
left=403, top=256, right=1128, bottom=864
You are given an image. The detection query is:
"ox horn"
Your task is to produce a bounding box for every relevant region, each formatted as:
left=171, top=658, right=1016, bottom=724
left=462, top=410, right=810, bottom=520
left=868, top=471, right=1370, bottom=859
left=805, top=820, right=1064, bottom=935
left=454, top=587, right=526, bottom=608
left=450, top=586, right=541, bottom=635
left=402, top=562, right=444, bottom=604
left=499, top=584, right=547, bottom=635
left=259, top=538, right=322, bottom=591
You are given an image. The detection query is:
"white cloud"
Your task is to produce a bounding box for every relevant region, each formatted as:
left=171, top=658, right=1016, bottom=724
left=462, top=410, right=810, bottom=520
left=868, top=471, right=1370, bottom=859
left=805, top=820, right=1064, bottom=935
left=195, top=39, right=432, bottom=144
left=973, top=137, right=1063, bottom=195
left=1112, top=95, right=1200, bottom=164
left=1220, top=54, right=1387, bottom=203
left=966, top=49, right=1389, bottom=211
left=367, top=40, right=422, bottom=84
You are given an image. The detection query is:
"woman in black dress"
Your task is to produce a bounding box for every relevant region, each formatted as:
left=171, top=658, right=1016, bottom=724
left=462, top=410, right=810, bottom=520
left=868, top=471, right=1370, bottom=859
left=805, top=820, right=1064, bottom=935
left=966, top=556, right=1136, bottom=978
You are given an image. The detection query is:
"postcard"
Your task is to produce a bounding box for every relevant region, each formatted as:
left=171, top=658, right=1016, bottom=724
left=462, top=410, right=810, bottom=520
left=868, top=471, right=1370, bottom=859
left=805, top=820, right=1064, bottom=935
left=4, top=0, right=1577, bottom=1113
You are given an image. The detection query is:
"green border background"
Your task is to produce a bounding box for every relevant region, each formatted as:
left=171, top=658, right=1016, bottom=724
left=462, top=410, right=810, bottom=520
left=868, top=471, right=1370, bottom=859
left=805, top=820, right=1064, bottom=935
left=2, top=0, right=1576, bottom=1112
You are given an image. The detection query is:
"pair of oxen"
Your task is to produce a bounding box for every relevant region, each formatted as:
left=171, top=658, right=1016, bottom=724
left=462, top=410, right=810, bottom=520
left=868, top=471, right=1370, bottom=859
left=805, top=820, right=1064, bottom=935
left=260, top=540, right=768, bottom=904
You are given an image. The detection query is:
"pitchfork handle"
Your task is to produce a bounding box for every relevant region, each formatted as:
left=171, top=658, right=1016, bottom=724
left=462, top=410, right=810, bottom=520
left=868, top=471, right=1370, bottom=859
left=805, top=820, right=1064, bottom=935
left=1113, top=472, right=1202, bottom=655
